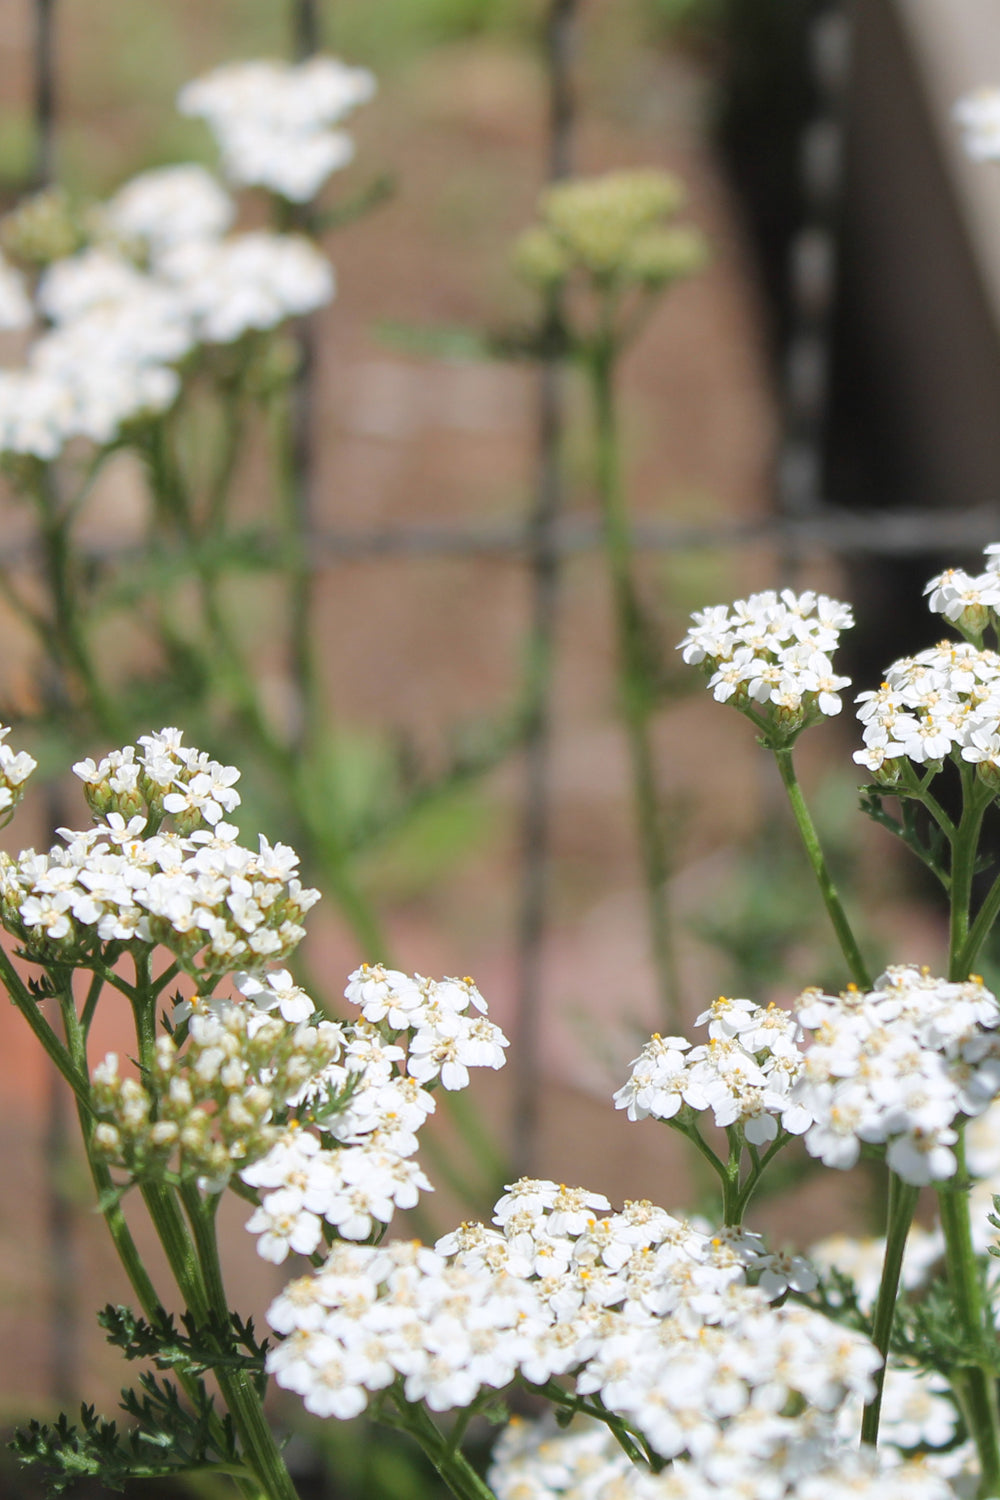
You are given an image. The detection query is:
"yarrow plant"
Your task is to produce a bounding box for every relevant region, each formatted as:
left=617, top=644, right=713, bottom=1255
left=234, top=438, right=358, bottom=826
left=18, top=552, right=1000, bottom=1499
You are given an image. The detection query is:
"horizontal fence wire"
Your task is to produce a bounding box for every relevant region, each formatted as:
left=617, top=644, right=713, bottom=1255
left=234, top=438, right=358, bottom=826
left=0, top=506, right=994, bottom=572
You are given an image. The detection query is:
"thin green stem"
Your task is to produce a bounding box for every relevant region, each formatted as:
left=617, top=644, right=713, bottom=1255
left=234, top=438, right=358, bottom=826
left=936, top=1132, right=1000, bottom=1497
left=44, top=965, right=163, bottom=1321
left=949, top=766, right=991, bottom=980
left=38, top=973, right=253, bottom=1497
left=529, top=1380, right=655, bottom=1468
left=958, top=867, right=1000, bottom=979
left=946, top=768, right=1000, bottom=1498
left=0, top=947, right=91, bottom=1111
left=31, top=468, right=122, bottom=735
left=385, top=1394, right=498, bottom=1500
left=734, top=1130, right=792, bottom=1219
left=206, top=386, right=248, bottom=535
left=179, top=1183, right=301, bottom=1500
left=860, top=1173, right=919, bottom=1446
left=80, top=968, right=105, bottom=1036
left=902, top=764, right=956, bottom=841
left=588, top=338, right=681, bottom=1030
left=126, top=961, right=266, bottom=1498
left=153, top=959, right=182, bottom=997
left=274, top=344, right=322, bottom=761
left=772, top=748, right=871, bottom=988
left=722, top=1125, right=742, bottom=1225
left=670, top=1117, right=728, bottom=1189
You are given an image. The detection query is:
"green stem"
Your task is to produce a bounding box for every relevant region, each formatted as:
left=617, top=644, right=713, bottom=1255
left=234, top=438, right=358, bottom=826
left=180, top=1184, right=301, bottom=1500
left=860, top=1173, right=919, bottom=1445
left=32, top=468, right=122, bottom=735
left=54, top=974, right=261, bottom=1498
left=529, top=1380, right=654, bottom=1468
left=131, top=959, right=268, bottom=1498
left=0, top=948, right=91, bottom=1111
left=772, top=748, right=871, bottom=988
left=936, top=1133, right=1000, bottom=1498
left=903, top=763, right=956, bottom=841
left=80, top=969, right=105, bottom=1036
left=47, top=967, right=163, bottom=1320
left=588, top=337, right=681, bottom=1030
left=274, top=344, right=322, bottom=761
left=950, top=766, right=990, bottom=980
left=385, top=1395, right=498, bottom=1500
left=958, top=867, right=1000, bottom=979
left=670, top=1117, right=728, bottom=1190
left=722, top=1125, right=742, bottom=1225
left=734, top=1130, right=792, bottom=1219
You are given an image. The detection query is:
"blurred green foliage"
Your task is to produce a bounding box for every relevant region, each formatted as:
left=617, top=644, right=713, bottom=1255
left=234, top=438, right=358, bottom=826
left=693, top=770, right=886, bottom=1000
left=332, top=0, right=535, bottom=61
left=641, top=0, right=726, bottom=44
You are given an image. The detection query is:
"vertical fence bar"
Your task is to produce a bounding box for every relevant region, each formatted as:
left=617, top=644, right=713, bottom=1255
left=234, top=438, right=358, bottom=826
left=776, top=0, right=851, bottom=568
left=292, top=0, right=321, bottom=61
left=510, top=0, right=578, bottom=1178
left=29, top=0, right=79, bottom=1409
left=31, top=0, right=56, bottom=187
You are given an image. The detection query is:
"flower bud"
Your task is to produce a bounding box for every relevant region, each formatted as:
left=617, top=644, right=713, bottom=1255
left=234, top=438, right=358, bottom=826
left=92, top=1123, right=121, bottom=1156
left=511, top=227, right=569, bottom=290
left=1, top=188, right=84, bottom=267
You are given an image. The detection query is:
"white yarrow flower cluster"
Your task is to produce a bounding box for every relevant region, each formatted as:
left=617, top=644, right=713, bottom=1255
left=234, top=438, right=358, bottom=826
left=679, top=588, right=853, bottom=739
left=614, top=997, right=810, bottom=1146
left=792, top=968, right=1000, bottom=1183
left=0, top=60, right=346, bottom=463
left=240, top=965, right=508, bottom=1263
left=855, top=641, right=1000, bottom=781
left=266, top=1177, right=881, bottom=1467
left=178, top=56, right=376, bottom=202
left=0, top=728, right=319, bottom=977
left=616, top=969, right=1000, bottom=1187
left=487, top=1412, right=957, bottom=1500
left=345, top=964, right=508, bottom=1090
left=103, top=164, right=236, bottom=255
left=156, top=232, right=334, bottom=344
left=854, top=547, right=1000, bottom=781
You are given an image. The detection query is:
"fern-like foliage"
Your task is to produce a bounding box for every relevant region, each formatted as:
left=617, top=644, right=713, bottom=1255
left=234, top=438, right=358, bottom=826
left=99, top=1303, right=269, bottom=1388
left=11, top=1374, right=242, bottom=1494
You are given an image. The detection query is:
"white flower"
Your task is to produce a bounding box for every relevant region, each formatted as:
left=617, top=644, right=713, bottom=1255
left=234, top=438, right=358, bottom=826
left=237, top=969, right=315, bottom=1023
left=246, top=1188, right=325, bottom=1263
left=955, top=87, right=1000, bottom=161
left=104, top=164, right=234, bottom=254
left=679, top=589, right=853, bottom=735
left=157, top=232, right=334, bottom=342
left=178, top=56, right=376, bottom=202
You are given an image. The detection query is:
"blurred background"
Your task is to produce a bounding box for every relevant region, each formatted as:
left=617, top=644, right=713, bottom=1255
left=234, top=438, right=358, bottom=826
left=1, top=0, right=1000, bottom=1494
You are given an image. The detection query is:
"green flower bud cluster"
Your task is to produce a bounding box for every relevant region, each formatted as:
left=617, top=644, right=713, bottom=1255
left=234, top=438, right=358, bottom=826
left=0, top=188, right=85, bottom=268
left=512, top=168, right=708, bottom=295
left=91, top=999, right=345, bottom=1187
